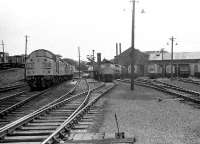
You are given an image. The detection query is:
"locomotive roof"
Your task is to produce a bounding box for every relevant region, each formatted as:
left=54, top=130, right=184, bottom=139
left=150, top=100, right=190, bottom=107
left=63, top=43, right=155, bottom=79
left=27, top=49, right=57, bottom=60
left=27, top=49, right=72, bottom=66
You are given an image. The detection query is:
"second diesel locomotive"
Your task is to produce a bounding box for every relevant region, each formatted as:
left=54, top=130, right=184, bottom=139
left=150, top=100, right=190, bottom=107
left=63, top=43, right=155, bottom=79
left=26, top=49, right=74, bottom=89
left=93, top=59, right=126, bottom=82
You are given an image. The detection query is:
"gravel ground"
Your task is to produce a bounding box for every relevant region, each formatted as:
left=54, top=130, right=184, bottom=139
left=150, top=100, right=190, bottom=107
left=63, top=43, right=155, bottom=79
left=98, top=82, right=200, bottom=144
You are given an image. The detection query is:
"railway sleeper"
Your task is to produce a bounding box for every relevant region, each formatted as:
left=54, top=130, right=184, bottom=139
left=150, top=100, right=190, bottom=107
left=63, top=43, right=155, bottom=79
left=0, top=101, right=19, bottom=105
left=2, top=135, right=48, bottom=142
left=87, top=110, right=100, bottom=114
left=19, top=125, right=58, bottom=130
left=0, top=103, right=19, bottom=107
left=9, top=130, right=54, bottom=136
left=59, top=106, right=81, bottom=110
left=38, top=116, right=69, bottom=120
left=45, top=112, right=72, bottom=116
left=82, top=114, right=97, bottom=119
left=80, top=117, right=94, bottom=122
left=6, top=112, right=26, bottom=117
left=18, top=105, right=35, bottom=109
left=0, top=107, right=11, bottom=112
left=0, top=119, right=9, bottom=122
left=49, top=109, right=75, bottom=113
left=33, top=119, right=65, bottom=123
left=71, top=124, right=89, bottom=130
left=13, top=109, right=34, bottom=113
left=52, top=109, right=76, bottom=112
left=1, top=116, right=23, bottom=121
left=78, top=121, right=94, bottom=125
left=27, top=122, right=62, bottom=126
left=8, top=111, right=29, bottom=115
left=0, top=122, right=9, bottom=127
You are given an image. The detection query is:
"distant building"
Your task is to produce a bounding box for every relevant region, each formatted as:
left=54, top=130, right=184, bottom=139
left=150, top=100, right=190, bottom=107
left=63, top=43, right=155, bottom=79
left=0, top=52, right=9, bottom=63
left=147, top=51, right=200, bottom=77
left=114, top=47, right=149, bottom=76
left=148, top=51, right=200, bottom=62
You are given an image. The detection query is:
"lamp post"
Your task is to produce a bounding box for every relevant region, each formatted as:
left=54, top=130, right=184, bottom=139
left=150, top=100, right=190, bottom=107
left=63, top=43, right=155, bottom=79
left=24, top=35, right=29, bottom=81
left=1, top=40, right=5, bottom=63
left=168, top=36, right=177, bottom=80
left=160, top=48, right=164, bottom=78
left=92, top=50, right=95, bottom=78
left=78, top=47, right=80, bottom=79
left=130, top=0, right=136, bottom=90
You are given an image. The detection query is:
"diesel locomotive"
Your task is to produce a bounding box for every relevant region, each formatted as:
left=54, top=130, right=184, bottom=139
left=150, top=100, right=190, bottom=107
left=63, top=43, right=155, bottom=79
left=26, top=49, right=74, bottom=89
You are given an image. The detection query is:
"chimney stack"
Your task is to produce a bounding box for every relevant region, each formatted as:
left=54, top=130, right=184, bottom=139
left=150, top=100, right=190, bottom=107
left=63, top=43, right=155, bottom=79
left=97, top=53, right=101, bottom=65
left=119, top=43, right=122, bottom=55
left=116, top=43, right=118, bottom=56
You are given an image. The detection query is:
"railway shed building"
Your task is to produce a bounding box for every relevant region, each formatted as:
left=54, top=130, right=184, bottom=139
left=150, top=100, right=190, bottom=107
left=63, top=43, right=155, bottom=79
left=148, top=51, right=200, bottom=77
left=114, top=47, right=149, bottom=77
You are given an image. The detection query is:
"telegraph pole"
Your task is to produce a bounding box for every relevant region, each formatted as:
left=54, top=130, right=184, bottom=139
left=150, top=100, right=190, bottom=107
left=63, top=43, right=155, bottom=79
left=92, top=50, right=95, bottom=61
left=116, top=43, right=118, bottom=64
left=78, top=47, right=81, bottom=79
left=161, top=48, right=164, bottom=77
left=130, top=0, right=136, bottom=90
left=92, top=49, right=95, bottom=68
left=169, top=36, right=176, bottom=80
left=1, top=40, right=5, bottom=63
left=24, top=35, right=29, bottom=80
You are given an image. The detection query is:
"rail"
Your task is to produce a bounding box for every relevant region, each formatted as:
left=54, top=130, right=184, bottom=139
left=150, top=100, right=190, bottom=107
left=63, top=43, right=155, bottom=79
left=41, top=82, right=113, bottom=144
left=178, top=78, right=200, bottom=85
left=118, top=79, right=200, bottom=104
left=153, top=79, right=200, bottom=96
left=0, top=79, right=79, bottom=134
left=0, top=79, right=103, bottom=142
left=0, top=91, right=26, bottom=102
left=0, top=83, right=27, bottom=93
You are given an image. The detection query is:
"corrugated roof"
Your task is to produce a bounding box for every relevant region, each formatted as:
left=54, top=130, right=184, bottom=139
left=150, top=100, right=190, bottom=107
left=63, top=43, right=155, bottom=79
left=149, top=52, right=200, bottom=60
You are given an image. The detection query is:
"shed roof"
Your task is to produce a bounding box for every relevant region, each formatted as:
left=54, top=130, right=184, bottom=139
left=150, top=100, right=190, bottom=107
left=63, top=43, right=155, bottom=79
left=148, top=52, right=200, bottom=61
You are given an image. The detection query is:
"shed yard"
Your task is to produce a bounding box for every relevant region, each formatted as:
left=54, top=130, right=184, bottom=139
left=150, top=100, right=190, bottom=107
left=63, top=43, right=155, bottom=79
left=97, top=82, right=200, bottom=144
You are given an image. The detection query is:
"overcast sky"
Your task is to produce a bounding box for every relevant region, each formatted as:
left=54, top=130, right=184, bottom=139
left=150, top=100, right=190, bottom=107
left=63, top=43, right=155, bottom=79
left=0, top=0, right=200, bottom=61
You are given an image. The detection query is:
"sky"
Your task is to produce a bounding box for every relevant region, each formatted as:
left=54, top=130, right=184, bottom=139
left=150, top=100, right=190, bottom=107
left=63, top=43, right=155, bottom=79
left=0, top=0, right=200, bottom=61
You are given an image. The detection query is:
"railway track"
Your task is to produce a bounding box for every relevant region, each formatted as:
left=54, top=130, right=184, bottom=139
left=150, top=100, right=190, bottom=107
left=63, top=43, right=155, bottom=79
left=0, top=79, right=81, bottom=128
left=0, top=90, right=49, bottom=128
left=0, top=83, right=27, bottom=93
left=0, top=80, right=115, bottom=143
left=118, top=78, right=200, bottom=104
left=178, top=78, right=200, bottom=85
